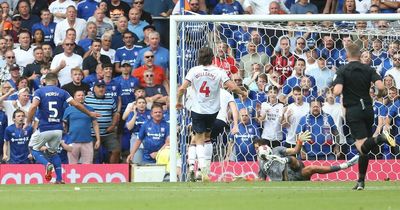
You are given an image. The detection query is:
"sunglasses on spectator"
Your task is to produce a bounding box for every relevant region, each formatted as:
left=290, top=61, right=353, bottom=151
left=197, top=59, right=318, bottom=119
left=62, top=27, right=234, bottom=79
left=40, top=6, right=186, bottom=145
left=134, top=1, right=144, bottom=4
left=145, top=55, right=154, bottom=59
left=190, top=3, right=199, bottom=6
left=64, top=43, right=75, bottom=46
left=393, top=58, right=400, bottom=61
left=6, top=56, right=15, bottom=59
left=2, top=86, right=11, bottom=89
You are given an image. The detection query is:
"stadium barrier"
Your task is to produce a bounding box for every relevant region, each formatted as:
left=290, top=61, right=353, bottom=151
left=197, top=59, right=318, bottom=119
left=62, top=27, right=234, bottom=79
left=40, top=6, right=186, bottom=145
left=0, top=164, right=129, bottom=184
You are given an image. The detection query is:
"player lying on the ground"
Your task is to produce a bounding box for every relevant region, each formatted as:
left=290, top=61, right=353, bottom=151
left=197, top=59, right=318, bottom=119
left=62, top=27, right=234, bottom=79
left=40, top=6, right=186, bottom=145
left=254, top=131, right=359, bottom=181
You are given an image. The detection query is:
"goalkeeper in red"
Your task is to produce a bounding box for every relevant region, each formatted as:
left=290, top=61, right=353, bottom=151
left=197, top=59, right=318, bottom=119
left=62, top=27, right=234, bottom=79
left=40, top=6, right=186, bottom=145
left=177, top=47, right=246, bottom=181
left=255, top=131, right=359, bottom=181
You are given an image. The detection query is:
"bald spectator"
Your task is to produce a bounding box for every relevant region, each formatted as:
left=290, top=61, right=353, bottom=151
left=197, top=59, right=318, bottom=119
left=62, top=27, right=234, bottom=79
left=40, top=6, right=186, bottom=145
left=54, top=6, right=87, bottom=46
left=134, top=31, right=169, bottom=72
left=132, top=50, right=168, bottom=91
left=93, top=8, right=113, bottom=39
left=50, top=38, right=83, bottom=86
left=88, top=2, right=114, bottom=27
left=128, top=8, right=149, bottom=41
left=112, top=16, right=139, bottom=50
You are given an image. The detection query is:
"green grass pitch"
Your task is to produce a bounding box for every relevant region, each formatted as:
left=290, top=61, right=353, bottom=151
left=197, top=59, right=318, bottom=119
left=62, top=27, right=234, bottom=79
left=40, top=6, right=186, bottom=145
left=1, top=181, right=399, bottom=210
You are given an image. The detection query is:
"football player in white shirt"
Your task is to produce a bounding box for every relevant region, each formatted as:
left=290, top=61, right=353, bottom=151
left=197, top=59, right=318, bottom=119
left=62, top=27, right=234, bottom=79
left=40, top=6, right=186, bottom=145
left=177, top=47, right=246, bottom=181
left=258, top=85, right=284, bottom=148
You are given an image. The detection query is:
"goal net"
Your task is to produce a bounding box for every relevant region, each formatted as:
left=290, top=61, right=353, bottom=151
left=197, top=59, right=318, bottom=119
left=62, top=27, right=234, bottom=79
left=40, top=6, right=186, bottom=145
left=169, top=14, right=400, bottom=182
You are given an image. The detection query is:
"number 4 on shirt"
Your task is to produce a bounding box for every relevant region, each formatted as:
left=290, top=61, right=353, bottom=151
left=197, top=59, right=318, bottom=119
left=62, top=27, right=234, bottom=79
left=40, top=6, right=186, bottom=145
left=200, top=81, right=210, bottom=97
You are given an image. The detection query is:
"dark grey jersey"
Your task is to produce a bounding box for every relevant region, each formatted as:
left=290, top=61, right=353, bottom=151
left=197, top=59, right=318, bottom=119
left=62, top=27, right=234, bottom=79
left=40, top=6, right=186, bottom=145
left=259, top=146, right=306, bottom=181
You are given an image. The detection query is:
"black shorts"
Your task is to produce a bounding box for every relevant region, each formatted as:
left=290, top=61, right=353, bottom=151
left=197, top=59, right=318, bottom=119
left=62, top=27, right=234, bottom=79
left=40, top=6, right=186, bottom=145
left=345, top=105, right=374, bottom=140
left=191, top=111, right=218, bottom=134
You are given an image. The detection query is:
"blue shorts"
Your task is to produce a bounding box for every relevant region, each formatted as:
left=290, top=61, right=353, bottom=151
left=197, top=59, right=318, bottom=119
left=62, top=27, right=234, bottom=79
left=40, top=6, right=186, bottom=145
left=191, top=111, right=218, bottom=134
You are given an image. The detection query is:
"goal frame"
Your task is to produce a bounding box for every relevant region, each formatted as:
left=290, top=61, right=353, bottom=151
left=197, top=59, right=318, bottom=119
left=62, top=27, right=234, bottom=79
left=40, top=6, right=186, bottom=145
left=168, top=13, right=400, bottom=182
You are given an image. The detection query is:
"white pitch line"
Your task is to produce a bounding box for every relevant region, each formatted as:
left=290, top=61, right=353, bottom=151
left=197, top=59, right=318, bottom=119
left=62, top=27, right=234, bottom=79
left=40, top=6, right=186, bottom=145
left=0, top=185, right=399, bottom=192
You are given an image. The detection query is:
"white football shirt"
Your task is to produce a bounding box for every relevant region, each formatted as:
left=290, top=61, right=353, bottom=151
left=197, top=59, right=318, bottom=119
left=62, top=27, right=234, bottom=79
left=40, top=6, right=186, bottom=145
left=185, top=65, right=230, bottom=114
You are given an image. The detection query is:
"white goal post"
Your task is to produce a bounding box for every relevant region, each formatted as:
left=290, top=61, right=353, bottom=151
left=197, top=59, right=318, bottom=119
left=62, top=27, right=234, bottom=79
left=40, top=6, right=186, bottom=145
left=169, top=13, right=400, bottom=182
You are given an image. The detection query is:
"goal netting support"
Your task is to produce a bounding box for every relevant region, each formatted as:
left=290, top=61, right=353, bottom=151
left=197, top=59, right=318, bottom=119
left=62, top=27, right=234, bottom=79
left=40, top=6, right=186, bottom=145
left=169, top=14, right=400, bottom=182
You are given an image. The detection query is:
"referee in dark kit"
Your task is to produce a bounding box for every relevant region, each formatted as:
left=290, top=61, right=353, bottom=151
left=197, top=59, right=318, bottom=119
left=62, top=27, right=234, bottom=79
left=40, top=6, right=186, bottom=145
left=333, top=43, right=395, bottom=190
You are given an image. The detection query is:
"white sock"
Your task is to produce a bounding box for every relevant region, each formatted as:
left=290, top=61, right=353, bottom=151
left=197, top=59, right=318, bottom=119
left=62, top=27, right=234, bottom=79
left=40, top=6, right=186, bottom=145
left=204, top=141, right=213, bottom=163
left=196, top=144, right=206, bottom=168
left=188, top=144, right=196, bottom=169
left=339, top=162, right=348, bottom=169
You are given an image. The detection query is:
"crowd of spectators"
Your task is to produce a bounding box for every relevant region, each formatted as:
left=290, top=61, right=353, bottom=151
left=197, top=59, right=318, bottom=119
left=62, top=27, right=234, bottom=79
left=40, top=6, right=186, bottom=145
left=0, top=0, right=399, bottom=166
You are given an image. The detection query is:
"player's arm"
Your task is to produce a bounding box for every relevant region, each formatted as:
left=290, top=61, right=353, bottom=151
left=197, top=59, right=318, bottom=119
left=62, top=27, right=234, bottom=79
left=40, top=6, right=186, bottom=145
left=26, top=98, right=40, bottom=127
left=177, top=80, right=190, bottom=108
left=224, top=80, right=247, bottom=97
left=285, top=131, right=311, bottom=155
left=228, top=101, right=239, bottom=134
left=69, top=99, right=100, bottom=118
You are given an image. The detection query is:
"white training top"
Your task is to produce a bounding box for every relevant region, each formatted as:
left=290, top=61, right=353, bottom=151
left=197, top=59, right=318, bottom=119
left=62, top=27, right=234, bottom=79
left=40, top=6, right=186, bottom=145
left=185, top=65, right=230, bottom=114
left=322, top=102, right=346, bottom=144
left=216, top=88, right=235, bottom=123
left=51, top=53, right=83, bottom=86
left=260, top=102, right=284, bottom=141
left=285, top=102, right=310, bottom=145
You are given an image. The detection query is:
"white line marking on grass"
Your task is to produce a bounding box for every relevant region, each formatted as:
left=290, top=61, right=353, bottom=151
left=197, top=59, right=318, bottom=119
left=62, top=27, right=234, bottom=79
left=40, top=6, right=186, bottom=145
left=0, top=185, right=399, bottom=192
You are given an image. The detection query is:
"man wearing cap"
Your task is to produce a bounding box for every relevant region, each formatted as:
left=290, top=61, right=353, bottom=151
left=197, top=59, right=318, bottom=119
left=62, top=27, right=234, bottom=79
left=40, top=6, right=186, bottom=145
left=84, top=79, right=121, bottom=163
left=82, top=39, right=111, bottom=76
left=7, top=63, right=22, bottom=89
left=136, top=24, right=155, bottom=47
left=113, top=61, right=139, bottom=160
left=8, top=14, right=22, bottom=43
left=115, top=31, right=143, bottom=74
left=13, top=30, right=34, bottom=68
left=50, top=38, right=83, bottom=86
